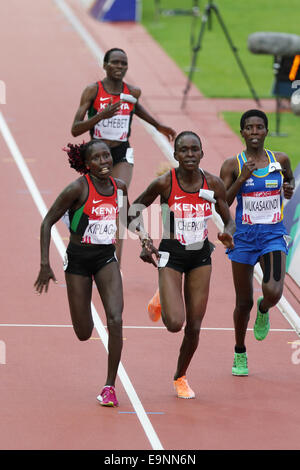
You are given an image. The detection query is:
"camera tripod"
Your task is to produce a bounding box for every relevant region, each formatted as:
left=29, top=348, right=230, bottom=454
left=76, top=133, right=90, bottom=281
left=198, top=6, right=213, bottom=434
left=270, top=56, right=288, bottom=137
left=181, top=1, right=261, bottom=109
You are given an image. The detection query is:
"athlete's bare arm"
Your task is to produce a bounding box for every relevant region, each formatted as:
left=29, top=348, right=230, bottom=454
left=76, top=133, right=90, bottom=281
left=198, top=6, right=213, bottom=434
left=274, top=151, right=295, bottom=199
left=133, top=172, right=172, bottom=208
left=34, top=178, right=85, bottom=294
left=206, top=172, right=235, bottom=248
left=127, top=85, right=176, bottom=142
left=114, top=177, right=159, bottom=265
left=220, top=156, right=256, bottom=207
left=131, top=173, right=172, bottom=265
left=71, top=83, right=121, bottom=137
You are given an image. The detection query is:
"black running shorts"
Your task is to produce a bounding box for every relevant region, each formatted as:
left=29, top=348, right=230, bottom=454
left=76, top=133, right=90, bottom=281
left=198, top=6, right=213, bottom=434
left=158, top=238, right=215, bottom=273
left=110, top=141, right=134, bottom=165
left=64, top=242, right=117, bottom=277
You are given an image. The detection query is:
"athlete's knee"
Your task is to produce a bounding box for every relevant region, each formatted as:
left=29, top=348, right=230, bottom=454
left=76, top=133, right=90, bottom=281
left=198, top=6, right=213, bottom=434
left=164, top=317, right=184, bottom=333
left=184, top=323, right=201, bottom=339
left=264, top=286, right=282, bottom=307
left=235, top=298, right=253, bottom=314
left=73, top=324, right=93, bottom=341
left=107, top=314, right=123, bottom=336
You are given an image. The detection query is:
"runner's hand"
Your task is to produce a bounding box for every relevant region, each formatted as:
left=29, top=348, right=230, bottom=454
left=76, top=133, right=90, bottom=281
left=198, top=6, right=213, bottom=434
left=156, top=124, right=176, bottom=142
left=240, top=161, right=257, bottom=182
left=218, top=232, right=234, bottom=249
left=139, top=240, right=160, bottom=267
left=99, top=99, right=121, bottom=119
left=282, top=182, right=294, bottom=200
left=34, top=265, right=57, bottom=294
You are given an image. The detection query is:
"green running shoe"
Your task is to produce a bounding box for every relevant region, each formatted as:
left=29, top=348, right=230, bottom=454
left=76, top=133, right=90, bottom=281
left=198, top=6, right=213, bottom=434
left=254, top=296, right=270, bottom=341
left=232, top=352, right=248, bottom=376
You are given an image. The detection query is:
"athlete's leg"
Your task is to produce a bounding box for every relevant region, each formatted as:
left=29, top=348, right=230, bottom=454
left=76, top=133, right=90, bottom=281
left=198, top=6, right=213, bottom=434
left=65, top=272, right=94, bottom=340
left=174, top=265, right=212, bottom=380
left=94, top=261, right=123, bottom=387
left=259, top=250, right=286, bottom=312
left=111, top=161, right=133, bottom=188
left=231, top=261, right=254, bottom=349
left=158, top=267, right=185, bottom=333
left=111, top=161, right=133, bottom=264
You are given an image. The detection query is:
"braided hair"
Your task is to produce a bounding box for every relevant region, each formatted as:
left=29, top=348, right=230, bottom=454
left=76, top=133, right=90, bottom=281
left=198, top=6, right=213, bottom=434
left=62, top=140, right=106, bottom=174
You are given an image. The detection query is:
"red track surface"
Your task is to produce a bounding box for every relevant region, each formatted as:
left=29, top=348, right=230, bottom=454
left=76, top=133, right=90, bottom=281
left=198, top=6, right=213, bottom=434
left=0, top=0, right=299, bottom=451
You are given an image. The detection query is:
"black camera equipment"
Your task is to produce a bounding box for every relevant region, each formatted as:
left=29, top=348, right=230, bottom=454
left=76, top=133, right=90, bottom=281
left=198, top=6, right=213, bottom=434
left=248, top=31, right=300, bottom=136
left=181, top=1, right=260, bottom=109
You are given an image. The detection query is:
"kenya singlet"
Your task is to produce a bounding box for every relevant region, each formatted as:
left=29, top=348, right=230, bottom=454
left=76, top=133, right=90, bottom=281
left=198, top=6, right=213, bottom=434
left=88, top=81, right=135, bottom=142
left=164, top=168, right=214, bottom=246
left=67, top=174, right=119, bottom=245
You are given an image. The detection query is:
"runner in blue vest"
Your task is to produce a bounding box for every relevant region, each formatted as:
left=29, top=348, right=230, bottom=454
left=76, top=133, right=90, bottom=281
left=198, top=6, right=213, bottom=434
left=220, top=109, right=295, bottom=376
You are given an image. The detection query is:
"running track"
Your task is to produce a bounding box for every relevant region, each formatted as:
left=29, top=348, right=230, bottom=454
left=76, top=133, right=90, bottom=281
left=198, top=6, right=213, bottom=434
left=0, top=0, right=299, bottom=451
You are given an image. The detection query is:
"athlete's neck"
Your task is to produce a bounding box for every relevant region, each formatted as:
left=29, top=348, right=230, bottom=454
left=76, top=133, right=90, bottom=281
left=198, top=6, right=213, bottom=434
left=102, top=77, right=123, bottom=94
left=89, top=173, right=113, bottom=191
left=177, top=167, right=203, bottom=192
left=177, top=167, right=202, bottom=182
left=244, top=147, right=267, bottom=161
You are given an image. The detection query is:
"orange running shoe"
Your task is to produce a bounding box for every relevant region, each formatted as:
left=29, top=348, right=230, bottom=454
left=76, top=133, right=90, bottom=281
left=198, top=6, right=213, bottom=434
left=147, top=288, right=161, bottom=322
left=173, top=376, right=195, bottom=399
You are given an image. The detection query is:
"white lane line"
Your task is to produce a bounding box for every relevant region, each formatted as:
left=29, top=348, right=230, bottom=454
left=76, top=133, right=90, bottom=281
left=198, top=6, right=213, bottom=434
left=0, top=110, right=163, bottom=451
left=0, top=324, right=295, bottom=332
left=53, top=0, right=300, bottom=338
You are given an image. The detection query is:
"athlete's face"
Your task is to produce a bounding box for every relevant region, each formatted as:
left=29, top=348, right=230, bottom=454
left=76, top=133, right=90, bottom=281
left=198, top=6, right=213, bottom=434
left=104, top=51, right=128, bottom=81
left=85, top=142, right=113, bottom=179
left=174, top=134, right=203, bottom=170
left=240, top=116, right=268, bottom=149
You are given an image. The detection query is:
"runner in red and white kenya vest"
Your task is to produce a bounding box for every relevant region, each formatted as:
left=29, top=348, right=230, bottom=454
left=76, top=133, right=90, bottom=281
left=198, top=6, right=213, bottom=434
left=167, top=168, right=213, bottom=246
left=68, top=174, right=119, bottom=245
left=89, top=81, right=135, bottom=142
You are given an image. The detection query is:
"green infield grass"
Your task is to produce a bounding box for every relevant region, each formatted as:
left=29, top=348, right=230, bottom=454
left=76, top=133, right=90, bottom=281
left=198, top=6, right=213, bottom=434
left=142, top=0, right=300, bottom=99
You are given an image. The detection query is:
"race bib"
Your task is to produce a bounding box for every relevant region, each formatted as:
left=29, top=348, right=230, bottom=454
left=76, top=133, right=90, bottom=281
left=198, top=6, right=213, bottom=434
left=63, top=252, right=68, bottom=271
left=268, top=161, right=282, bottom=173
left=175, top=217, right=208, bottom=245
left=199, top=189, right=216, bottom=203
left=93, top=115, right=130, bottom=141
left=81, top=219, right=117, bottom=244
left=242, top=190, right=282, bottom=224
left=126, top=147, right=134, bottom=164
left=158, top=251, right=170, bottom=268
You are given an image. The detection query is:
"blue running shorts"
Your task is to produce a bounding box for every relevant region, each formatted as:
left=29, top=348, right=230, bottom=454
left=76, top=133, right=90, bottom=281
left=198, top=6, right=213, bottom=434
left=227, top=226, right=289, bottom=266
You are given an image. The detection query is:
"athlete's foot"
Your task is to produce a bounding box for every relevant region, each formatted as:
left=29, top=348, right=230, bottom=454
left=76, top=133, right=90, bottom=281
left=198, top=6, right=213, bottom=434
left=173, top=376, right=195, bottom=399
left=254, top=296, right=270, bottom=341
left=147, top=288, right=161, bottom=322
left=97, top=386, right=119, bottom=407
left=232, top=352, right=248, bottom=376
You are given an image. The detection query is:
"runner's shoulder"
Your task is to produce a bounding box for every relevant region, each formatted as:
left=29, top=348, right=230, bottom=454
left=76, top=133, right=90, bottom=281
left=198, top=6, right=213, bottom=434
left=113, top=177, right=128, bottom=194
left=126, top=83, right=141, bottom=100
left=203, top=170, right=226, bottom=191
left=272, top=150, right=290, bottom=163
left=81, top=82, right=98, bottom=100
